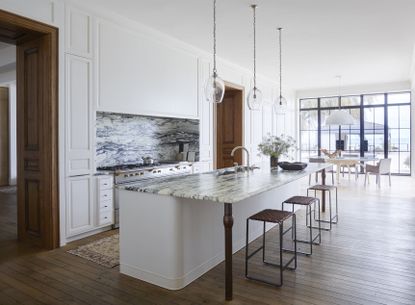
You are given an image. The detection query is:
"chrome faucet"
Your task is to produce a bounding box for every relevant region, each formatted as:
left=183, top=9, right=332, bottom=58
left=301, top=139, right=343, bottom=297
left=231, top=146, right=250, bottom=170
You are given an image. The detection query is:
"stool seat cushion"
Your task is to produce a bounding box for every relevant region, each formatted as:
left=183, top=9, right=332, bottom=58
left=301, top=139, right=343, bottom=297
left=284, top=196, right=317, bottom=206
left=249, top=209, right=293, bottom=223
left=308, top=184, right=337, bottom=191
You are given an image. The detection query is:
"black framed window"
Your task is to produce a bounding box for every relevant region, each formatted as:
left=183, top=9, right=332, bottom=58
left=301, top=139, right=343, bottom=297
left=299, top=91, right=411, bottom=175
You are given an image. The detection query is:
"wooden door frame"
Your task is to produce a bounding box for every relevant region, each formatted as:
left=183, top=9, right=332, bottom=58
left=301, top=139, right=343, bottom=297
left=0, top=9, right=59, bottom=249
left=213, top=81, right=245, bottom=170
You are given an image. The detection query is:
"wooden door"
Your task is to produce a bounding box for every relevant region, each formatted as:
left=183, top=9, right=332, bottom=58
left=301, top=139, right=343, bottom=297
left=0, top=9, right=59, bottom=249
left=16, top=34, right=58, bottom=248
left=0, top=87, right=9, bottom=186
left=216, top=88, right=243, bottom=169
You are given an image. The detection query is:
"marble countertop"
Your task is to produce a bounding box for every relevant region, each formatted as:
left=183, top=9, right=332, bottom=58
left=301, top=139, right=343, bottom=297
left=118, top=163, right=331, bottom=204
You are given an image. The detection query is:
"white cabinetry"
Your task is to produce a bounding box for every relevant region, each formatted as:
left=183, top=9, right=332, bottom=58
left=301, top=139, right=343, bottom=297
left=66, top=176, right=94, bottom=237
left=65, top=6, right=93, bottom=58
left=96, top=175, right=114, bottom=226
left=65, top=54, right=94, bottom=176
left=64, top=6, right=104, bottom=242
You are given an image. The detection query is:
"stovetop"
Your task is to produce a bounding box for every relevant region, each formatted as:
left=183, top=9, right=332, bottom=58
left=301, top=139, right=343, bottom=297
left=96, top=161, right=185, bottom=173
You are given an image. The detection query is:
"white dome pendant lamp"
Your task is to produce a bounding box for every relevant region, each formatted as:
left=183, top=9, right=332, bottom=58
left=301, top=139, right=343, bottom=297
left=273, top=27, right=287, bottom=114
left=247, top=4, right=262, bottom=111
left=325, top=76, right=355, bottom=125
left=204, top=0, right=225, bottom=104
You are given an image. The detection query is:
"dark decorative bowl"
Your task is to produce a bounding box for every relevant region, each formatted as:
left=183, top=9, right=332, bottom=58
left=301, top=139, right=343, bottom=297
left=278, top=162, right=308, bottom=171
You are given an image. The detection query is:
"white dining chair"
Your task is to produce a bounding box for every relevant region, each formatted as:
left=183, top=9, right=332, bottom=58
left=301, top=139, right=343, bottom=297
left=364, top=159, right=392, bottom=188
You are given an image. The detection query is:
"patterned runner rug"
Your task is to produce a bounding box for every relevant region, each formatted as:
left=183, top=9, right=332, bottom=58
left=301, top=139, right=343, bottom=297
left=67, top=234, right=119, bottom=268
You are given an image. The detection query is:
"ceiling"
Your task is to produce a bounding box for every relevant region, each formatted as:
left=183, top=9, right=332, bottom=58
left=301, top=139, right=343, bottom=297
left=80, top=0, right=415, bottom=92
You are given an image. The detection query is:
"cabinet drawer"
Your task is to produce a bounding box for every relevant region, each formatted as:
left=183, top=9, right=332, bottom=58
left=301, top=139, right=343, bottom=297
left=98, top=176, right=113, bottom=190
left=99, top=199, right=113, bottom=211
left=98, top=210, right=113, bottom=226
left=99, top=188, right=113, bottom=201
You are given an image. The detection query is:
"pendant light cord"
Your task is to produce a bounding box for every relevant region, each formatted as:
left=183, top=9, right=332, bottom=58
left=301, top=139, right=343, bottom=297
left=251, top=5, right=257, bottom=89
left=336, top=75, right=342, bottom=110
left=278, top=27, right=283, bottom=104
left=213, top=0, right=217, bottom=76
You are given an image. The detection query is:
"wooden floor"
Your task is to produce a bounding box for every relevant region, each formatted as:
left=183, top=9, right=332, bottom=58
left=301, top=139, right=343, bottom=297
left=1, top=176, right=415, bottom=305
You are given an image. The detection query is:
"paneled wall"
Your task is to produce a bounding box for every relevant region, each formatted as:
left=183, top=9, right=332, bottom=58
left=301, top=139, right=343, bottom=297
left=1, top=0, right=298, bottom=244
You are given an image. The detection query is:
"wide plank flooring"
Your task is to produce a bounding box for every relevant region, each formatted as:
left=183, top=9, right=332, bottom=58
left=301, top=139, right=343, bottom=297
left=1, top=176, right=415, bottom=305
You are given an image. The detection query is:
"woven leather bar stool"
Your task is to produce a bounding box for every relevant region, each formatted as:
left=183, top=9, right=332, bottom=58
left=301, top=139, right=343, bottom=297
left=245, top=209, right=297, bottom=287
left=307, top=184, right=338, bottom=231
left=282, top=196, right=321, bottom=256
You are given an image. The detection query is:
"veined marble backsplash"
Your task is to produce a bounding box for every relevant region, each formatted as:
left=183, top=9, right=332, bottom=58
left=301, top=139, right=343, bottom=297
left=96, top=112, right=199, bottom=167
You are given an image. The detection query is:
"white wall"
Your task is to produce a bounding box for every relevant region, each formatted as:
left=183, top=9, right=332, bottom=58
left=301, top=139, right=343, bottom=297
left=0, top=82, right=16, bottom=185
left=8, top=83, right=16, bottom=185
left=0, top=69, right=15, bottom=84
left=0, top=44, right=17, bottom=185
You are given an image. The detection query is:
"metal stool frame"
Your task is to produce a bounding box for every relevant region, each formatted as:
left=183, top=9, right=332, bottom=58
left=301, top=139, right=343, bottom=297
left=307, top=186, right=338, bottom=231
left=245, top=214, right=297, bottom=287
left=282, top=198, right=321, bottom=256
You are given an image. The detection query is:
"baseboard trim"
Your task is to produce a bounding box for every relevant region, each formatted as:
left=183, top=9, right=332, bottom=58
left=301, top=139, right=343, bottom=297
left=63, top=225, right=113, bottom=245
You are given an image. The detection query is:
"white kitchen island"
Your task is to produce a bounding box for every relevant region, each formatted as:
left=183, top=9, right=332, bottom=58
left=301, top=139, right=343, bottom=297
left=118, top=163, right=331, bottom=301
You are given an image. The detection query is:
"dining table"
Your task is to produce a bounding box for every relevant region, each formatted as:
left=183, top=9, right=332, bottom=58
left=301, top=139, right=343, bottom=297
left=325, top=155, right=379, bottom=183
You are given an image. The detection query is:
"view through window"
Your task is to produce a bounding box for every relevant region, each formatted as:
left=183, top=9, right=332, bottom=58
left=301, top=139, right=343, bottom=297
left=299, top=92, right=411, bottom=175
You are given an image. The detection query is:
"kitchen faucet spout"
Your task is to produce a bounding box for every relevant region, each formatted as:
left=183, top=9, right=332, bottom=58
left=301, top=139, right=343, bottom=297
left=230, top=146, right=250, bottom=169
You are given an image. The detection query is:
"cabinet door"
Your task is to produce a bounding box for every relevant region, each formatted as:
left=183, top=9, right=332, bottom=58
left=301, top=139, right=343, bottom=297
left=65, top=54, right=93, bottom=176
left=198, top=59, right=213, bottom=162
left=66, top=176, right=94, bottom=237
left=65, top=6, right=92, bottom=58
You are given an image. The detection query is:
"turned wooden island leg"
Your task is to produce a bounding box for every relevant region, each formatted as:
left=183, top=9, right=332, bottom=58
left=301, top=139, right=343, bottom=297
left=223, top=203, right=234, bottom=301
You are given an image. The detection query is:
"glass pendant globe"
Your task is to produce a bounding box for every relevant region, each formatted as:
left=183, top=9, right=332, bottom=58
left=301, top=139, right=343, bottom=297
left=247, top=87, right=262, bottom=111
left=205, top=75, right=225, bottom=104
left=273, top=95, right=287, bottom=114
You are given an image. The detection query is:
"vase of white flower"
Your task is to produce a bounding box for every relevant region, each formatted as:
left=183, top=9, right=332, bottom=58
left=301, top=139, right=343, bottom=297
left=270, top=156, right=279, bottom=168
left=258, top=134, right=296, bottom=170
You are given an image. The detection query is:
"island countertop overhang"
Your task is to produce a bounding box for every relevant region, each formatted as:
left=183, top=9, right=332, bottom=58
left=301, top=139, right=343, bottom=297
left=117, top=163, right=331, bottom=204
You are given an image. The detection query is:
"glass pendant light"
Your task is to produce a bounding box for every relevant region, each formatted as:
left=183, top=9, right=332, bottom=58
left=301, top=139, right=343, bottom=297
left=204, top=0, right=225, bottom=104
left=273, top=27, right=287, bottom=114
left=247, top=4, right=262, bottom=111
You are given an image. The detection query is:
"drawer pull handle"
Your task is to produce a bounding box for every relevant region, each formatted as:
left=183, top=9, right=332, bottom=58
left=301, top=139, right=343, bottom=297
left=104, top=205, right=108, bottom=208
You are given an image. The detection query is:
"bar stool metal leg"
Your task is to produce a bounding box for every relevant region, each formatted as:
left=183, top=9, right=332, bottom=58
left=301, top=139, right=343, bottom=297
left=308, top=188, right=338, bottom=231
left=279, top=222, right=283, bottom=286
left=308, top=204, right=313, bottom=254
left=293, top=214, right=297, bottom=269
left=262, top=221, right=266, bottom=262
left=317, top=199, right=322, bottom=244
left=245, top=219, right=249, bottom=278
left=282, top=200, right=320, bottom=256
left=245, top=213, right=297, bottom=287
